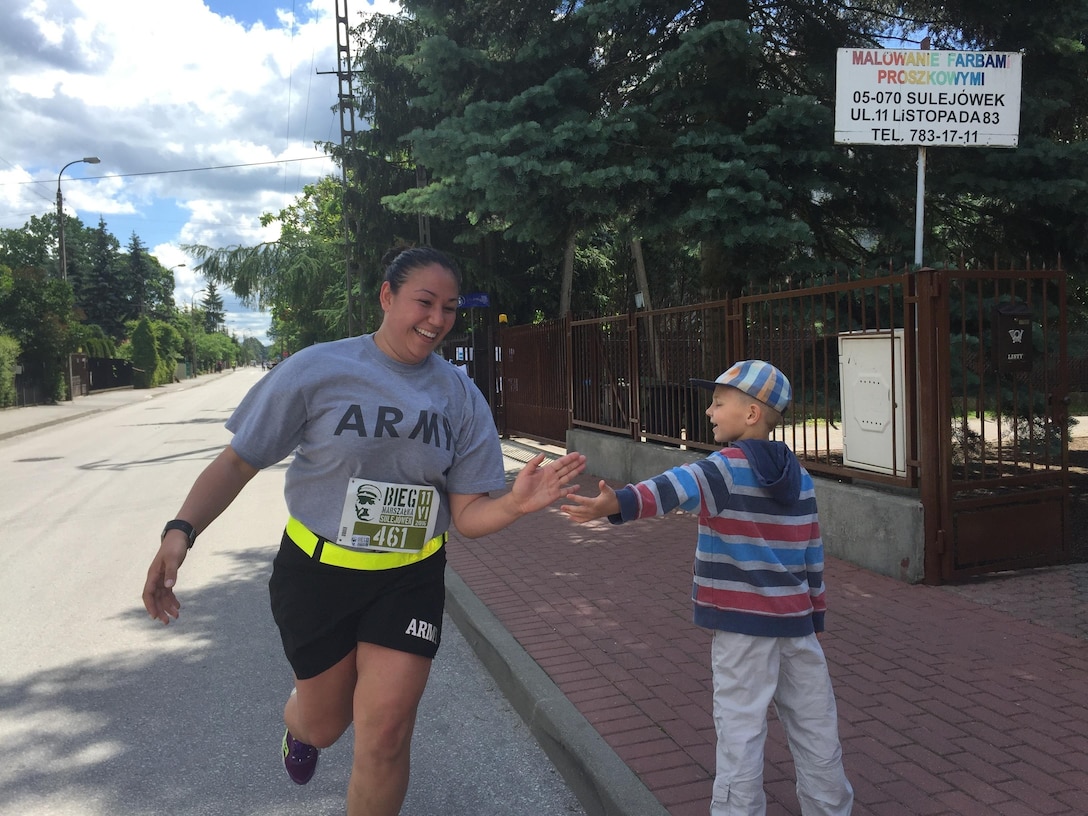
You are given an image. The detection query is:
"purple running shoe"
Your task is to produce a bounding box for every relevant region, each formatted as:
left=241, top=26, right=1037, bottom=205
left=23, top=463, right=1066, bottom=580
left=282, top=728, right=319, bottom=785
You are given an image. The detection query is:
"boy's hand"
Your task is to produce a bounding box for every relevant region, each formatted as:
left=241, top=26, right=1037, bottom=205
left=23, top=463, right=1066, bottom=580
left=560, top=479, right=619, bottom=523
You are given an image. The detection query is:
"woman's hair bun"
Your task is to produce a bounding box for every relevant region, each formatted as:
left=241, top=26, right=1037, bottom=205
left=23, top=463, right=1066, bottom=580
left=380, top=243, right=415, bottom=268
left=381, top=245, right=461, bottom=289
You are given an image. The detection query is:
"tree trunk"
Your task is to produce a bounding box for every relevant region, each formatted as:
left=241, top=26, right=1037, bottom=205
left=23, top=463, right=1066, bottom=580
left=631, top=237, right=652, bottom=311
left=632, top=237, right=665, bottom=382
left=559, top=229, right=576, bottom=316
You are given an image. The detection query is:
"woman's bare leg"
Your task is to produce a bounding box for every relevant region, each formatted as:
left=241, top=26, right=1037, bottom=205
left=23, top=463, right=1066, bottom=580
left=284, top=648, right=357, bottom=748
left=346, top=643, right=432, bottom=816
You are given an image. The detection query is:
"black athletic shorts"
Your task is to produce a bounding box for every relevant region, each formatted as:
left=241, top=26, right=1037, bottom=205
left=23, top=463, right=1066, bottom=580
left=268, top=532, right=446, bottom=679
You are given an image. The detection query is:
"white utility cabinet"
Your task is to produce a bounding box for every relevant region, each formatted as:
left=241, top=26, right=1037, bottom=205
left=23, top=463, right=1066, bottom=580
left=837, top=329, right=906, bottom=476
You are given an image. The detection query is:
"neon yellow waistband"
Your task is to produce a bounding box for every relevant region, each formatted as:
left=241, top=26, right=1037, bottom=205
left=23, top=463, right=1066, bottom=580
left=285, top=517, right=446, bottom=571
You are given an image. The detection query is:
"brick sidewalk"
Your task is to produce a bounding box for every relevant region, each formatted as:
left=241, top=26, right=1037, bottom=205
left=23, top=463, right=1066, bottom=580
left=448, top=473, right=1088, bottom=816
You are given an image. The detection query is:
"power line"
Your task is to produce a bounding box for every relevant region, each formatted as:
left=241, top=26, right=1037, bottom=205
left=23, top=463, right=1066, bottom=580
left=0, top=155, right=56, bottom=205
left=2, top=155, right=334, bottom=189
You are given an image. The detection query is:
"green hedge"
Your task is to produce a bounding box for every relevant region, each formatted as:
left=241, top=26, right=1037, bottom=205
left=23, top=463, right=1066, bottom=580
left=0, top=334, right=20, bottom=408
left=131, top=317, right=160, bottom=389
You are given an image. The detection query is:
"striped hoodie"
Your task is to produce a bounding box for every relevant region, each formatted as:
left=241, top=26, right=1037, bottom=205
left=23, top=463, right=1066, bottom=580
left=610, top=440, right=827, bottom=637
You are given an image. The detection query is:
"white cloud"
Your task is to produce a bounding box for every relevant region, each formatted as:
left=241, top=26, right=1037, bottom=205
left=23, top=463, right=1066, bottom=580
left=0, top=0, right=402, bottom=345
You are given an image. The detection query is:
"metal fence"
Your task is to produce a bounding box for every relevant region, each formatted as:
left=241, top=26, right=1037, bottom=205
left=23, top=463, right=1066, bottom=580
left=735, top=268, right=915, bottom=487
left=497, top=261, right=1072, bottom=580
left=562, top=268, right=919, bottom=488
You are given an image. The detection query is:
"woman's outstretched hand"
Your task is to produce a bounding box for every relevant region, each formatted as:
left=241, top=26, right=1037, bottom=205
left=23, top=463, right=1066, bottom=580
left=510, top=451, right=586, bottom=514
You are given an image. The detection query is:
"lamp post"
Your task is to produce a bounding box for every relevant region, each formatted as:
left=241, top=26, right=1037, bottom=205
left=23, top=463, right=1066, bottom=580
left=56, top=156, right=101, bottom=281
left=169, top=263, right=188, bottom=377
left=56, top=156, right=100, bottom=400
left=190, top=287, right=205, bottom=378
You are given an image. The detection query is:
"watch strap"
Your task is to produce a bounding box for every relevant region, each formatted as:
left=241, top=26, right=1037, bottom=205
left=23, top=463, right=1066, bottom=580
left=162, top=519, right=197, bottom=549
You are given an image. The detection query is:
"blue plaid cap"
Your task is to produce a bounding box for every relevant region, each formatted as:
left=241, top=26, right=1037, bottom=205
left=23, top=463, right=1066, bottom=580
left=690, top=360, right=792, bottom=413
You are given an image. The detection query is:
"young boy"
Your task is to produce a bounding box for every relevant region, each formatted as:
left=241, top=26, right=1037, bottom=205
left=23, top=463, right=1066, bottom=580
left=562, top=360, right=853, bottom=816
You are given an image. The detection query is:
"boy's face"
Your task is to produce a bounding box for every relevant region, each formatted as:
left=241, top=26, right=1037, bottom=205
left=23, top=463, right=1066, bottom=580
left=705, top=385, right=764, bottom=444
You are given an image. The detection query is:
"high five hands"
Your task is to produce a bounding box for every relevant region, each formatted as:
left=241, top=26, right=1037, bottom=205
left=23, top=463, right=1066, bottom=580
left=510, top=451, right=587, bottom=514
left=560, top=479, right=619, bottom=523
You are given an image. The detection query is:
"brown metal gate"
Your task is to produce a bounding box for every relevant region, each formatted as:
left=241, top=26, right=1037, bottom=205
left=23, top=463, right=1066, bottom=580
left=916, top=265, right=1070, bottom=582
left=495, top=318, right=571, bottom=445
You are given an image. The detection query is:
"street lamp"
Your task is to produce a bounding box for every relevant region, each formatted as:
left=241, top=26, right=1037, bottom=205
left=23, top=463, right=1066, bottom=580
left=56, top=156, right=101, bottom=281
left=56, top=156, right=100, bottom=400
left=190, top=286, right=205, bottom=378
left=169, top=263, right=187, bottom=306
left=169, top=263, right=189, bottom=376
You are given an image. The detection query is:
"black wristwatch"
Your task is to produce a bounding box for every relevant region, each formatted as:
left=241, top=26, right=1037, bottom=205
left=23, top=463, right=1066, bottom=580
left=161, top=519, right=198, bottom=549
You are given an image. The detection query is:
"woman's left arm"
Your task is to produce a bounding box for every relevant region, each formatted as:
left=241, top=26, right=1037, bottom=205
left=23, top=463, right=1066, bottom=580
left=449, top=451, right=586, bottom=538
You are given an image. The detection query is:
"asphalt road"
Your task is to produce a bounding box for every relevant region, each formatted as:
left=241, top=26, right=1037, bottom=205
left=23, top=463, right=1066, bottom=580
left=0, top=368, right=585, bottom=816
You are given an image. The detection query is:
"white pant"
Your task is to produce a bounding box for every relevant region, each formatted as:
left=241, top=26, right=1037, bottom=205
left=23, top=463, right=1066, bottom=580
left=710, top=631, right=853, bottom=816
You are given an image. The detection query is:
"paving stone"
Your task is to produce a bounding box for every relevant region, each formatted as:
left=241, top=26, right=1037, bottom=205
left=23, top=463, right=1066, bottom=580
left=448, top=468, right=1088, bottom=815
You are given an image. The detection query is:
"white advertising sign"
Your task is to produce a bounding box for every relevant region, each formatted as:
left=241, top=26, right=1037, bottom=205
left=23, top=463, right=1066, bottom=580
left=835, top=49, right=1022, bottom=147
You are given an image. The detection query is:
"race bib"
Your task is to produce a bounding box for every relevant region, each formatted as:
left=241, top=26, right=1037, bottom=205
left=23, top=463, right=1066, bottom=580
left=335, top=479, right=440, bottom=553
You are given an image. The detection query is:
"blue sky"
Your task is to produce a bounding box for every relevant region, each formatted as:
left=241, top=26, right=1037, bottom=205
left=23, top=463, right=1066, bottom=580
left=0, top=0, right=398, bottom=345
left=208, top=0, right=291, bottom=27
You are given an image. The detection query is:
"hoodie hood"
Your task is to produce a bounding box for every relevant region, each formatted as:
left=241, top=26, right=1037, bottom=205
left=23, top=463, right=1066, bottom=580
left=730, top=440, right=802, bottom=504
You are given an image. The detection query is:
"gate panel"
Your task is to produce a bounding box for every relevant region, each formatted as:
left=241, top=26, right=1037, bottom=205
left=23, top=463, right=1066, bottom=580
left=497, top=319, right=570, bottom=445
left=570, top=315, right=633, bottom=437
left=952, top=491, right=1066, bottom=569
left=926, top=266, right=1070, bottom=582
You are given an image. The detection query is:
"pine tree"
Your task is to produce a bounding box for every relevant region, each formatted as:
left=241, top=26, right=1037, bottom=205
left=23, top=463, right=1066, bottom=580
left=82, top=218, right=126, bottom=339
left=201, top=282, right=226, bottom=333
left=349, top=0, right=1088, bottom=312
left=124, top=234, right=155, bottom=319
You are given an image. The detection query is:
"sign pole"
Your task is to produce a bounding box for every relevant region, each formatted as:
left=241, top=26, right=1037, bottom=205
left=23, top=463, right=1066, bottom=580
left=914, top=38, right=930, bottom=267
left=915, top=145, right=926, bottom=265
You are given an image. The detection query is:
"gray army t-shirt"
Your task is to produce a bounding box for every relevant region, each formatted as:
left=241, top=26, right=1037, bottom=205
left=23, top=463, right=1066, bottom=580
left=226, top=334, right=506, bottom=540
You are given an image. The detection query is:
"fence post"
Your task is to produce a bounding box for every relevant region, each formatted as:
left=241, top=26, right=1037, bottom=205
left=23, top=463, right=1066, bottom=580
left=726, top=296, right=742, bottom=361
left=563, top=312, right=573, bottom=434
left=627, top=311, right=640, bottom=442
left=914, top=267, right=948, bottom=584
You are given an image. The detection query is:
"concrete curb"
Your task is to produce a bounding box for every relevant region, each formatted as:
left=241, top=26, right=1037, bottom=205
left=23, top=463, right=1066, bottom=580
left=0, top=409, right=102, bottom=441
left=445, top=568, right=670, bottom=816
left=0, top=376, right=221, bottom=442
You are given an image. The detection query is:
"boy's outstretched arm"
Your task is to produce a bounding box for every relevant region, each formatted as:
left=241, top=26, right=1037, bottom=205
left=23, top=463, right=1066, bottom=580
left=561, top=479, right=620, bottom=523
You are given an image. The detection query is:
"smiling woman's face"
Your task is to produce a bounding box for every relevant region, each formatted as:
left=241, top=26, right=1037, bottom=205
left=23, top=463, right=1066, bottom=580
left=373, top=262, right=460, bottom=365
